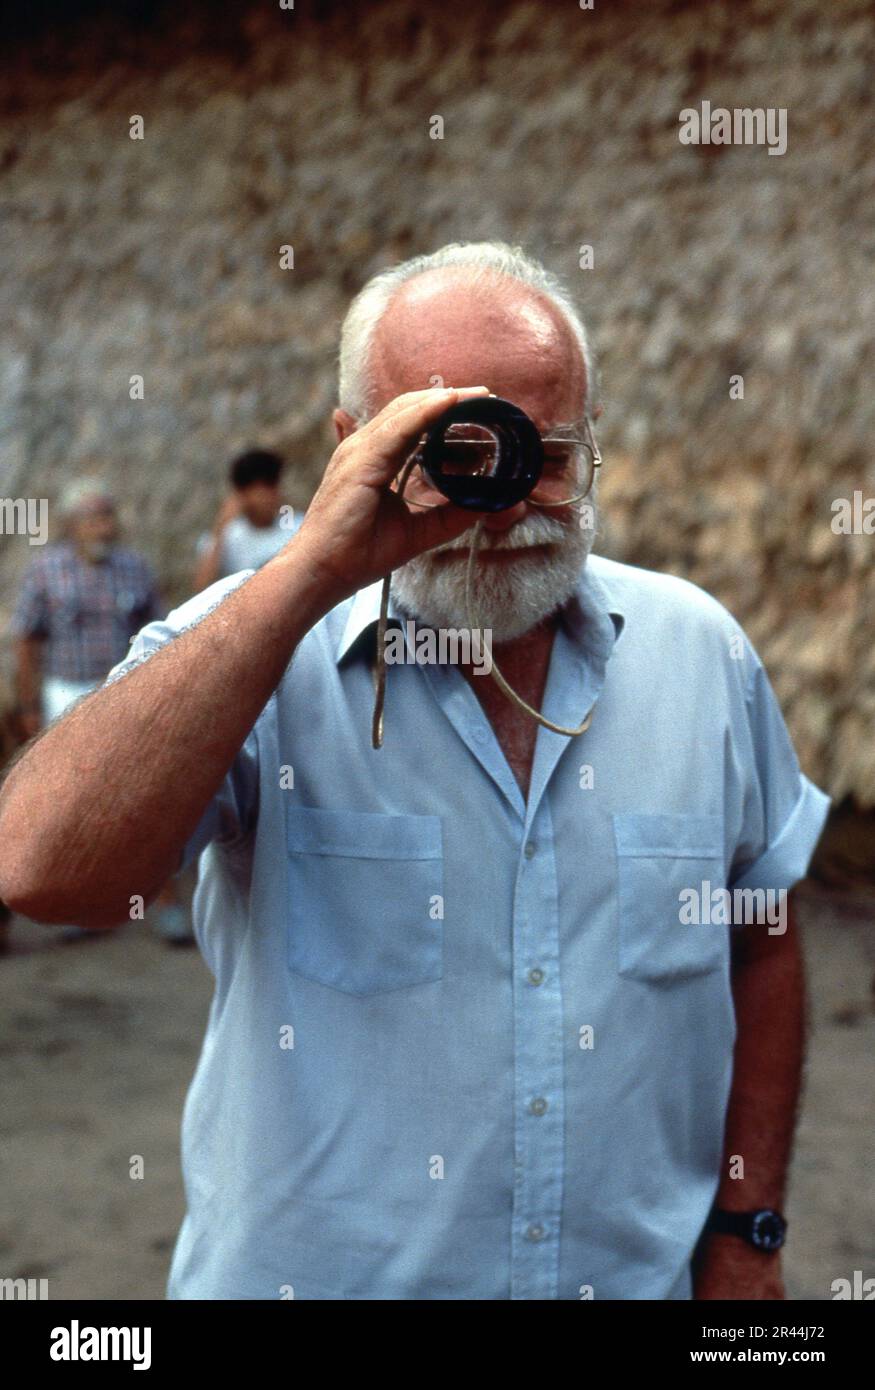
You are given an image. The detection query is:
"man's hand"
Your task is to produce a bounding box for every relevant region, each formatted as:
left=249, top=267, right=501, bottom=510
left=293, top=385, right=491, bottom=608
left=193, top=492, right=245, bottom=591
left=694, top=1235, right=786, bottom=1300
left=212, top=491, right=243, bottom=537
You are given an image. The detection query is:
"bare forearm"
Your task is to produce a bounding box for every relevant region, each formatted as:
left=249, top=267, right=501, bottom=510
left=717, top=899, right=806, bottom=1209
left=0, top=384, right=492, bottom=926
left=0, top=538, right=337, bottom=926
left=693, top=903, right=804, bottom=1298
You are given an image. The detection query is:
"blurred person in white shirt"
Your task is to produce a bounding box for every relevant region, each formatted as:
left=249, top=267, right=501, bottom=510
left=194, top=449, right=299, bottom=591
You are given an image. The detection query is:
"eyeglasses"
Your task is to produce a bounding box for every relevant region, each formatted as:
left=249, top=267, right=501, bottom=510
left=399, top=414, right=602, bottom=511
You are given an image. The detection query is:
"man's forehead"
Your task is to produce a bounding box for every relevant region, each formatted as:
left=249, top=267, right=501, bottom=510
left=369, top=270, right=584, bottom=425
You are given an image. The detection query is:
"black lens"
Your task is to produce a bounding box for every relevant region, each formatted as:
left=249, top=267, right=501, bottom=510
left=419, top=397, right=543, bottom=512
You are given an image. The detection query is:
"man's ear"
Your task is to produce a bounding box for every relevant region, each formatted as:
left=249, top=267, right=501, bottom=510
left=332, top=408, right=359, bottom=444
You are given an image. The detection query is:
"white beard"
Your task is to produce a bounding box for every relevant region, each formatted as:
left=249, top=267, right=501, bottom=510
left=391, top=496, right=598, bottom=643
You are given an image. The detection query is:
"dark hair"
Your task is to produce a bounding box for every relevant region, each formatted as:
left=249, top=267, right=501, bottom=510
left=229, top=449, right=284, bottom=490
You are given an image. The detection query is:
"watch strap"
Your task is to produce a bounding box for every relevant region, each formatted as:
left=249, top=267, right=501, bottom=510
left=710, top=1208, right=752, bottom=1238
left=708, top=1206, right=787, bottom=1251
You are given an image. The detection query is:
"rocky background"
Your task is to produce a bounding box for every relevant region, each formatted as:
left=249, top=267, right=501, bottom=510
left=1, top=0, right=873, bottom=1305
left=0, top=0, right=873, bottom=811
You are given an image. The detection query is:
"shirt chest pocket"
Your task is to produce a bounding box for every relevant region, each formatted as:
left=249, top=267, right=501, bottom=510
left=612, top=812, right=727, bottom=983
left=284, top=806, right=444, bottom=996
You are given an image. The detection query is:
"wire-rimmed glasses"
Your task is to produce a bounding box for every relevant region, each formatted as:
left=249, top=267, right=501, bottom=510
left=398, top=413, right=601, bottom=511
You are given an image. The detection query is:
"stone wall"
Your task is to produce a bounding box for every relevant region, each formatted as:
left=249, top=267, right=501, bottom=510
left=1, top=0, right=873, bottom=802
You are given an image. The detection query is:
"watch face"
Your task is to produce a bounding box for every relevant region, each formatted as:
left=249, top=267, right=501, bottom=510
left=751, top=1209, right=787, bottom=1251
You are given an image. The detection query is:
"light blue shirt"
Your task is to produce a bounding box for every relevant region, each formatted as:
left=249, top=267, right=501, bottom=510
left=106, top=553, right=830, bottom=1300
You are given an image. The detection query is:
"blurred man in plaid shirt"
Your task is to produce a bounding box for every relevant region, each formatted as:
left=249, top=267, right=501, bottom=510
left=12, top=477, right=160, bottom=731
left=9, top=476, right=190, bottom=943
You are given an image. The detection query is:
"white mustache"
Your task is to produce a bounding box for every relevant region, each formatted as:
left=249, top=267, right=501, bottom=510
left=431, top=511, right=570, bottom=555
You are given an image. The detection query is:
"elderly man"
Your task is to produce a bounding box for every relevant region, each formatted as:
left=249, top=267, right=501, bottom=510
left=11, top=477, right=160, bottom=732
left=8, top=476, right=191, bottom=946
left=0, top=243, right=829, bottom=1300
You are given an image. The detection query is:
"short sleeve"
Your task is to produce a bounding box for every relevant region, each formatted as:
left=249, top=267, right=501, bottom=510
left=103, top=571, right=259, bottom=873
left=10, top=560, right=50, bottom=639
left=728, top=656, right=831, bottom=893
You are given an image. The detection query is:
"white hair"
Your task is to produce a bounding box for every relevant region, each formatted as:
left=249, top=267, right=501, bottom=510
left=337, top=241, right=596, bottom=422
left=59, top=476, right=115, bottom=518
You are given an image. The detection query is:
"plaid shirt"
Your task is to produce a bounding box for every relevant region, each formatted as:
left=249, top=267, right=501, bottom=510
left=10, top=543, right=162, bottom=682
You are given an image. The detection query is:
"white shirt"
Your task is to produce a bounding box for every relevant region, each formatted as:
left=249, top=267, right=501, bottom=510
left=197, top=512, right=299, bottom=579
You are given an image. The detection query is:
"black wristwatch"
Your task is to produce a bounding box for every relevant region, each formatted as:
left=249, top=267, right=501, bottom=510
left=708, top=1206, right=787, bottom=1252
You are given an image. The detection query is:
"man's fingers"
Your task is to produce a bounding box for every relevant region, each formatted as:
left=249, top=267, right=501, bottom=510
left=349, top=388, right=444, bottom=445
left=363, top=385, right=489, bottom=437
left=361, top=386, right=490, bottom=479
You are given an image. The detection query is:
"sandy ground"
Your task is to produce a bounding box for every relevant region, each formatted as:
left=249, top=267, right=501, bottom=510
left=1, top=881, right=873, bottom=1301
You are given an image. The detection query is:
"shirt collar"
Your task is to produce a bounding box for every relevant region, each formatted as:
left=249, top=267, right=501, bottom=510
left=560, top=556, right=626, bottom=657
left=335, top=557, right=626, bottom=665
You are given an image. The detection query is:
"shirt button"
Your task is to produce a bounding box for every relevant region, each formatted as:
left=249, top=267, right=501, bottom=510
left=528, top=1097, right=548, bottom=1116
left=524, top=841, right=537, bottom=859
left=526, top=1223, right=546, bottom=1242
left=471, top=726, right=488, bottom=745
left=527, top=967, right=545, bottom=986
